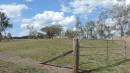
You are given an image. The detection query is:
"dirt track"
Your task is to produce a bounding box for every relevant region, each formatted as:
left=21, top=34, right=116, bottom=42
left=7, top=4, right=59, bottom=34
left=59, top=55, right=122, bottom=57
left=0, top=52, right=72, bottom=73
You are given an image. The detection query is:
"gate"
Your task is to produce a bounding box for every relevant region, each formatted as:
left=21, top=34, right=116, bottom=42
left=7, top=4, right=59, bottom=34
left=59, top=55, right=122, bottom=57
left=40, top=38, right=129, bottom=73
left=73, top=38, right=128, bottom=73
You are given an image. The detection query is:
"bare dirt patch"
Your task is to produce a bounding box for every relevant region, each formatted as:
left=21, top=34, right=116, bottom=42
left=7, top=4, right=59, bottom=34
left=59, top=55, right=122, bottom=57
left=0, top=52, right=72, bottom=73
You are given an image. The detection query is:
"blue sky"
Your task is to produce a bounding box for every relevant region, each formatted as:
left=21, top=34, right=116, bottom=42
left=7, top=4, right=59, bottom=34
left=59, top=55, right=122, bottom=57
left=0, top=0, right=75, bottom=36
left=0, top=0, right=129, bottom=36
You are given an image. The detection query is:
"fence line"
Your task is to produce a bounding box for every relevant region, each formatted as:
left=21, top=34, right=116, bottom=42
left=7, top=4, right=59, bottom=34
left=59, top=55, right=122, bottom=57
left=40, top=50, right=73, bottom=64
left=40, top=38, right=128, bottom=73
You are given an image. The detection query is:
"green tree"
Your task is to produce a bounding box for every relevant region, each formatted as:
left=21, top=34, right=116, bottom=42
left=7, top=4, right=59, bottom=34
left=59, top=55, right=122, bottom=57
left=65, top=29, right=76, bottom=38
left=37, top=32, right=45, bottom=39
left=85, top=20, right=95, bottom=39
left=0, top=12, right=12, bottom=41
left=126, top=29, right=130, bottom=36
left=41, top=25, right=62, bottom=39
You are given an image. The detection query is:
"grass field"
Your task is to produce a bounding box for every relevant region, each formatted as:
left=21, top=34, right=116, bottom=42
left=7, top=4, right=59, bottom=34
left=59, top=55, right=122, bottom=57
left=0, top=60, right=48, bottom=73
left=0, top=39, right=130, bottom=73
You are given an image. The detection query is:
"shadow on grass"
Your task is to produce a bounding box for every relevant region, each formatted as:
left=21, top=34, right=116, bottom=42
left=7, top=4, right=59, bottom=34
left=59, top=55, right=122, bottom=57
left=80, top=59, right=130, bottom=73
left=41, top=59, right=130, bottom=73
left=40, top=50, right=73, bottom=64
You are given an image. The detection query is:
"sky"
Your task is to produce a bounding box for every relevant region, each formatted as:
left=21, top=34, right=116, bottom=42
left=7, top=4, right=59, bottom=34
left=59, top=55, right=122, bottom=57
left=0, top=0, right=130, bottom=36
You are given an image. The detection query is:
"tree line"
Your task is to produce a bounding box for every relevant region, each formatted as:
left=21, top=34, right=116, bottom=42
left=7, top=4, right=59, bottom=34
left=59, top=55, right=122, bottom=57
left=26, top=3, right=130, bottom=39
left=1, top=2, right=130, bottom=40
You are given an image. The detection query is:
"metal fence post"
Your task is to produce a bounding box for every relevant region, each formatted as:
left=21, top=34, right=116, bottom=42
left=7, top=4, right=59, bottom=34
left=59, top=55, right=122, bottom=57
left=73, top=38, right=80, bottom=73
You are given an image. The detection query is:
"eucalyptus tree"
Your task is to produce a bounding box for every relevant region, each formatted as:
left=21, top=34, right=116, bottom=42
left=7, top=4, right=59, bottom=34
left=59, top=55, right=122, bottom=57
left=7, top=33, right=12, bottom=40
left=26, top=25, right=35, bottom=38
left=84, top=20, right=95, bottom=39
left=0, top=11, right=12, bottom=41
left=41, top=25, right=62, bottom=39
left=96, top=11, right=109, bottom=39
left=109, top=3, right=130, bottom=37
left=65, top=29, right=76, bottom=38
left=75, top=17, right=84, bottom=38
left=126, top=29, right=130, bottom=36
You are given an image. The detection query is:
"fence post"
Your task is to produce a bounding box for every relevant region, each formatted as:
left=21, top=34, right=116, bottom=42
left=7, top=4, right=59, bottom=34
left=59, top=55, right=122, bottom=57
left=106, top=40, right=109, bottom=63
left=73, top=38, right=80, bottom=73
left=124, top=40, right=127, bottom=59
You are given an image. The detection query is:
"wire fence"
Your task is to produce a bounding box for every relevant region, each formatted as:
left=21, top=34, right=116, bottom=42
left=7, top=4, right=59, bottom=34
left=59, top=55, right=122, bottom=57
left=40, top=38, right=129, bottom=73
left=75, top=39, right=129, bottom=73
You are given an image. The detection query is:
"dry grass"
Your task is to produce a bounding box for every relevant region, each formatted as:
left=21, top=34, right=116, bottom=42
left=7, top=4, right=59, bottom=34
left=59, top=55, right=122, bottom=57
left=0, top=60, right=48, bottom=73
left=0, top=39, right=130, bottom=73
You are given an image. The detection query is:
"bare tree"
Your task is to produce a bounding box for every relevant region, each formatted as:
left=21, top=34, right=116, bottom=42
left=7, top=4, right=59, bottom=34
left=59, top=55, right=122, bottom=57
left=26, top=25, right=37, bottom=39
left=75, top=17, right=84, bottom=38
left=84, top=20, right=95, bottom=39
left=109, top=3, right=130, bottom=37
left=96, top=11, right=109, bottom=39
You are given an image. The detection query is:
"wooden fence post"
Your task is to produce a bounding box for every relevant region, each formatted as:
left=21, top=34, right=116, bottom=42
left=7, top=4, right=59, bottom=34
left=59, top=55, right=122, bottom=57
left=73, top=38, right=80, bottom=73
left=106, top=40, right=109, bottom=63
left=124, top=40, right=127, bottom=59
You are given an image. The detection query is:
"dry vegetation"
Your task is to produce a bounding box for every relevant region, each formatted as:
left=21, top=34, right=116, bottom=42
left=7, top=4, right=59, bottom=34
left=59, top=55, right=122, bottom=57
left=0, top=39, right=130, bottom=73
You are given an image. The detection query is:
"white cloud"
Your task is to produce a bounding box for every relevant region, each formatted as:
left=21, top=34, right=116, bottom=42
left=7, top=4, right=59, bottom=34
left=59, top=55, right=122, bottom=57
left=21, top=11, right=76, bottom=31
left=126, top=0, right=130, bottom=5
left=34, top=11, right=64, bottom=24
left=59, top=16, right=76, bottom=26
left=105, top=18, right=116, bottom=27
left=0, top=4, right=29, bottom=36
left=61, top=0, right=95, bottom=14
left=24, top=0, right=33, bottom=2
left=61, top=0, right=130, bottom=14
left=61, top=5, right=72, bottom=13
left=0, top=4, right=28, bottom=18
